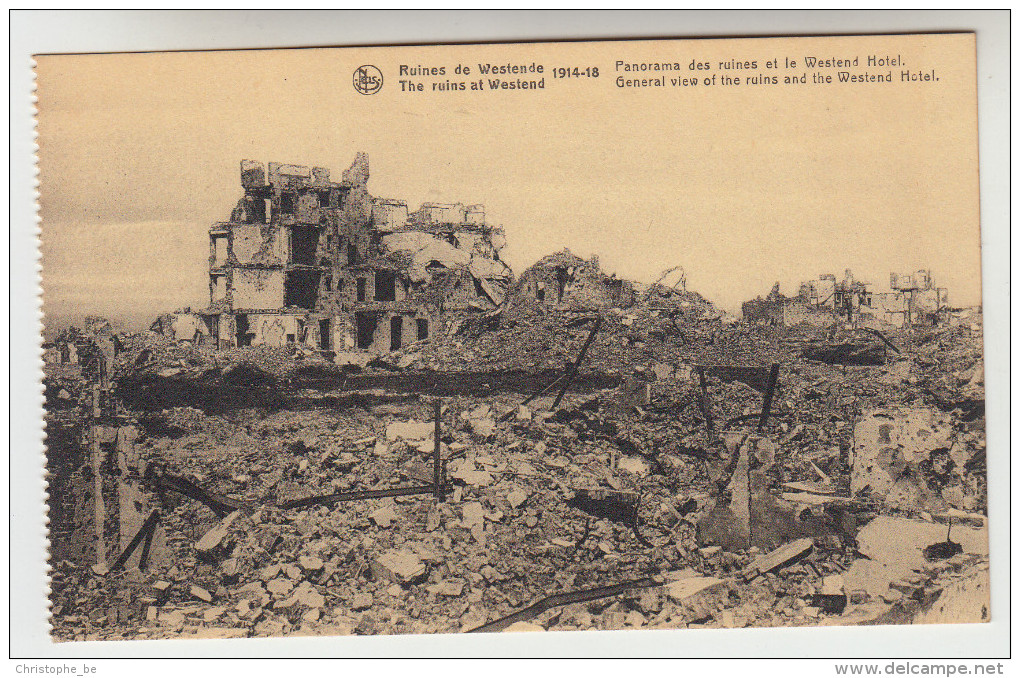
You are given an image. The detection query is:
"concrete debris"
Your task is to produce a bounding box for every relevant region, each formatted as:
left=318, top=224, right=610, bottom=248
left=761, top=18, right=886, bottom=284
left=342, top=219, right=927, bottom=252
left=351, top=593, right=373, bottom=611
left=386, top=421, right=433, bottom=442
left=617, top=456, right=650, bottom=475
left=194, top=510, right=241, bottom=552
left=664, top=576, right=725, bottom=602
left=506, top=488, right=529, bottom=509
left=428, top=579, right=466, bottom=597
left=46, top=239, right=987, bottom=640
left=742, top=538, right=814, bottom=579
left=373, top=549, right=427, bottom=584
left=851, top=408, right=967, bottom=511
left=189, top=585, right=213, bottom=603
left=298, top=555, right=324, bottom=571
left=503, top=621, right=546, bottom=632
left=369, top=505, right=399, bottom=528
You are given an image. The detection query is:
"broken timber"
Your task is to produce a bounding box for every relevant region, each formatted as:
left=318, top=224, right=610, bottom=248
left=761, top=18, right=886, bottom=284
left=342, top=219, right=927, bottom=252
left=741, top=537, right=814, bottom=580
left=861, top=327, right=902, bottom=355
left=696, top=366, right=715, bottom=432
left=278, top=484, right=450, bottom=510
left=757, top=363, right=781, bottom=432
left=468, top=577, right=661, bottom=633
left=433, top=398, right=445, bottom=503
left=551, top=316, right=602, bottom=409
left=110, top=509, right=161, bottom=571
left=147, top=468, right=252, bottom=518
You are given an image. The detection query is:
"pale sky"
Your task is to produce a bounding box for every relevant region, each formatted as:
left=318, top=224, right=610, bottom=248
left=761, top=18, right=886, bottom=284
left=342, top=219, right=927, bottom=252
left=36, top=34, right=981, bottom=332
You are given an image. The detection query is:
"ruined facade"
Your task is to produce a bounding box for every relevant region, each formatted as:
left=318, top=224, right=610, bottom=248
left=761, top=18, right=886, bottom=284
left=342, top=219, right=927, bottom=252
left=743, top=270, right=949, bottom=328
left=517, top=249, right=634, bottom=311
left=870, top=270, right=950, bottom=327
left=197, top=155, right=511, bottom=353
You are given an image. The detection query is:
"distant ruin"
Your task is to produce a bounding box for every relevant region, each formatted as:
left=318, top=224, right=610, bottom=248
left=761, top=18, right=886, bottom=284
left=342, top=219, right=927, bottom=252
left=743, top=269, right=949, bottom=328
left=516, top=249, right=635, bottom=311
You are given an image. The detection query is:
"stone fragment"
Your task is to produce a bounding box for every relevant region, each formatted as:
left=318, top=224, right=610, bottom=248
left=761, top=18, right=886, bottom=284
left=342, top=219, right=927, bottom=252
left=665, top=576, right=724, bottom=602
left=461, top=502, right=486, bottom=528
left=742, top=538, right=814, bottom=578
left=351, top=592, right=373, bottom=611
left=195, top=510, right=241, bottom=553
left=299, top=555, right=324, bottom=571
left=697, top=437, right=751, bottom=551
left=845, top=516, right=988, bottom=597
left=618, top=456, right=650, bottom=475
left=373, top=549, right=427, bottom=584
left=504, top=621, right=546, bottom=632
left=506, top=488, right=528, bottom=509
left=266, top=578, right=295, bottom=597
left=451, top=459, right=494, bottom=487
left=469, top=417, right=496, bottom=438
left=386, top=421, right=433, bottom=442
left=160, top=609, right=185, bottom=628
left=369, top=505, right=399, bottom=528
left=428, top=579, right=465, bottom=597
left=821, top=574, right=845, bottom=596
left=190, top=585, right=213, bottom=603
left=281, top=581, right=325, bottom=609
left=912, top=563, right=990, bottom=624
left=203, top=606, right=226, bottom=622
left=624, top=610, right=645, bottom=626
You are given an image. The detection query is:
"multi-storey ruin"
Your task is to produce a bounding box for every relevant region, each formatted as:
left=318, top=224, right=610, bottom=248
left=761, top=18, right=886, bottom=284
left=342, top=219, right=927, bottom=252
left=196, top=154, right=512, bottom=353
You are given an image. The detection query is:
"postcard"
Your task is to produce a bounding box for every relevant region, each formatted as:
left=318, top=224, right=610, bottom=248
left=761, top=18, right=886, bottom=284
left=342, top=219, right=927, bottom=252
left=35, top=32, right=988, bottom=642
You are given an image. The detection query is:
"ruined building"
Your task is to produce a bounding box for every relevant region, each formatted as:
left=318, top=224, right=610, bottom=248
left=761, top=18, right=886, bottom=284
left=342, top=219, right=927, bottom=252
left=516, top=249, right=634, bottom=311
left=743, top=269, right=949, bottom=328
left=874, top=270, right=950, bottom=327
left=196, top=155, right=512, bottom=353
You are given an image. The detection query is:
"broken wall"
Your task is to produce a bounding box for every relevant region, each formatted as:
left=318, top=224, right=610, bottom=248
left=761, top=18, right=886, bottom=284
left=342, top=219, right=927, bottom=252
left=237, top=313, right=306, bottom=347
left=230, top=225, right=285, bottom=266
left=372, top=199, right=409, bottom=230
left=782, top=300, right=835, bottom=327
left=741, top=297, right=784, bottom=325
left=231, top=270, right=285, bottom=310
left=518, top=251, right=629, bottom=311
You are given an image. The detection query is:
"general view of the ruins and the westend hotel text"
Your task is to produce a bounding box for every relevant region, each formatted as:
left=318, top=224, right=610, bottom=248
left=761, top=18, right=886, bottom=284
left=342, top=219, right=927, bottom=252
left=45, top=155, right=989, bottom=641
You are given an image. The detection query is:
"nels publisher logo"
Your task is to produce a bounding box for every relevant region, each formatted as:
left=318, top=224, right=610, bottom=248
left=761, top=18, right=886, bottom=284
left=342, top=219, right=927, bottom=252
left=353, top=65, right=383, bottom=95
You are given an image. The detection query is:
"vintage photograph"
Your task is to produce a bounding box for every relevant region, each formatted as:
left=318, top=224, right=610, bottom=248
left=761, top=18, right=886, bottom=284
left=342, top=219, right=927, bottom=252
left=35, top=32, right=989, bottom=642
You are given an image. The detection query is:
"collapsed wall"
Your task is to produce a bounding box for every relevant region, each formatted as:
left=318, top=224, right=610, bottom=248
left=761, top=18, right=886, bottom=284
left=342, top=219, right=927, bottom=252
left=515, top=249, right=634, bottom=311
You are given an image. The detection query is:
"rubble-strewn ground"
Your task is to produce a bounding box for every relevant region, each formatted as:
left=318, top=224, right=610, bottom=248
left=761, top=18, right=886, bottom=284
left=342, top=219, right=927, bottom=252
left=45, top=306, right=989, bottom=641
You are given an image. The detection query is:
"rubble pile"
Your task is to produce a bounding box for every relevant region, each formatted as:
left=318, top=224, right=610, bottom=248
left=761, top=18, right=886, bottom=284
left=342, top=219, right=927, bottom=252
left=45, top=297, right=989, bottom=641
